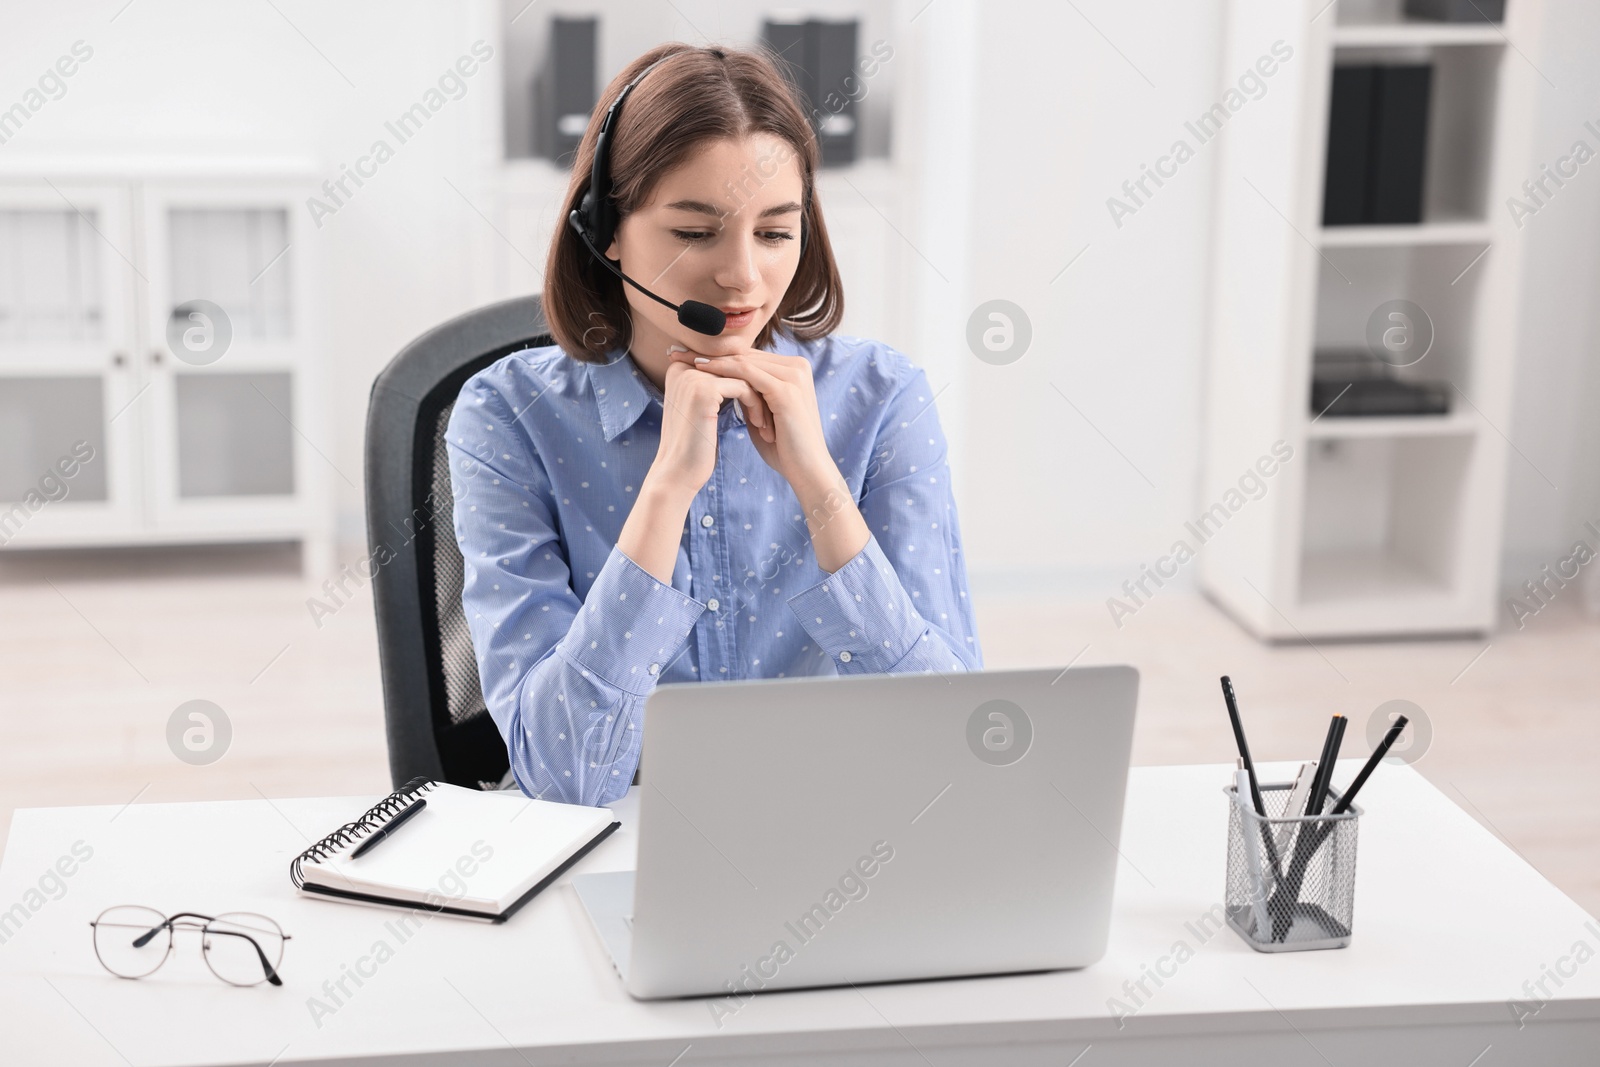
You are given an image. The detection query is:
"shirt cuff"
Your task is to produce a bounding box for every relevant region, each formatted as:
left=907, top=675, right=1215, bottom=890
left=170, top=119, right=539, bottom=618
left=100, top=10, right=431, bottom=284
left=558, top=545, right=707, bottom=695
left=785, top=534, right=924, bottom=672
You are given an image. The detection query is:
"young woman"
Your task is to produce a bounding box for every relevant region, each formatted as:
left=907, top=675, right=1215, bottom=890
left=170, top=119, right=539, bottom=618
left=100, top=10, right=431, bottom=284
left=448, top=43, right=981, bottom=806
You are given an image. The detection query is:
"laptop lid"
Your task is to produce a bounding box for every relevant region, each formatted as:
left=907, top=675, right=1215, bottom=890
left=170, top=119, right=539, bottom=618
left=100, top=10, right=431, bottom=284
left=623, top=664, right=1139, bottom=999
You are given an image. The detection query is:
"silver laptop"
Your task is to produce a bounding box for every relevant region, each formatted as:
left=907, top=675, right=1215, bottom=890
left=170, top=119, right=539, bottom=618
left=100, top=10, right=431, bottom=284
left=574, top=664, right=1139, bottom=1000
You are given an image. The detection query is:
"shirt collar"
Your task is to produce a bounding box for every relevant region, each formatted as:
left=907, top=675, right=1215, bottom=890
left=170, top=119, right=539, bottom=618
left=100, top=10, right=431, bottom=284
left=588, top=344, right=752, bottom=441
left=588, top=348, right=658, bottom=442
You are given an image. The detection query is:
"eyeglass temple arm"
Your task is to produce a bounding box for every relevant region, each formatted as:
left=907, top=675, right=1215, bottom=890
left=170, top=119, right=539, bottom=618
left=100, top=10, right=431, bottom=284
left=204, top=926, right=285, bottom=986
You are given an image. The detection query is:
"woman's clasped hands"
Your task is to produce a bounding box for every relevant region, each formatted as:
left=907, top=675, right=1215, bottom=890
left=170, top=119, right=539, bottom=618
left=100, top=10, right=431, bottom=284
left=659, top=343, right=836, bottom=494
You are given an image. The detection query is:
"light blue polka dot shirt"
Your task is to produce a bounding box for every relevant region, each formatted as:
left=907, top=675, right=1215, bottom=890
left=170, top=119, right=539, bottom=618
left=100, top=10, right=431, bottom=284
left=446, top=329, right=983, bottom=807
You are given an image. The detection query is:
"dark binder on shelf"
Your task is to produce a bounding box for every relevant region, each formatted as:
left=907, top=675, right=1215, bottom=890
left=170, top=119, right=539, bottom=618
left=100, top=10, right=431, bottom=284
left=538, top=16, right=599, bottom=168
left=1310, top=349, right=1451, bottom=417
left=1323, top=66, right=1375, bottom=226
left=1312, top=377, right=1451, bottom=417
left=289, top=777, right=619, bottom=923
left=1369, top=65, right=1433, bottom=224
left=1404, top=0, right=1505, bottom=22
left=762, top=16, right=860, bottom=167
left=762, top=17, right=813, bottom=111
left=812, top=19, right=861, bottom=166
left=1321, top=63, right=1434, bottom=226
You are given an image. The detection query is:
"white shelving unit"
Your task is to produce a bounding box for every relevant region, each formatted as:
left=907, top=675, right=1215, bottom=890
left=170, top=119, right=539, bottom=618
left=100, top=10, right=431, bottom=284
left=0, top=157, right=334, bottom=577
left=1199, top=0, right=1543, bottom=640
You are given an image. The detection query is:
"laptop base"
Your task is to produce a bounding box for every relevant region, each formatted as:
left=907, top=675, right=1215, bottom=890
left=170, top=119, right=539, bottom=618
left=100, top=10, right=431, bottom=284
left=574, top=870, right=635, bottom=981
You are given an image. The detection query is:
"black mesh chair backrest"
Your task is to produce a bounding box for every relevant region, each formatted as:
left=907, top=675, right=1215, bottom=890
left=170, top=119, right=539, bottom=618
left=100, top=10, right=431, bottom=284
left=365, top=294, right=553, bottom=790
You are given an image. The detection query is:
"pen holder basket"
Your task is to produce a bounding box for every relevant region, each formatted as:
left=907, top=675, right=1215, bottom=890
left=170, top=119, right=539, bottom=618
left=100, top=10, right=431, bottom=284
left=1224, top=782, right=1362, bottom=953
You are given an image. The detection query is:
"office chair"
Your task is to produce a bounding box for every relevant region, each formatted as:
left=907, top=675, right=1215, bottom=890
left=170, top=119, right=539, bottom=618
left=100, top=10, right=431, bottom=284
left=364, top=294, right=551, bottom=791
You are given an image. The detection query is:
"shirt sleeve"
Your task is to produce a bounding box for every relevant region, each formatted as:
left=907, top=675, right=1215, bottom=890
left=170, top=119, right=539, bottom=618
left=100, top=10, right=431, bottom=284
left=785, top=361, right=983, bottom=675
left=446, top=370, right=707, bottom=807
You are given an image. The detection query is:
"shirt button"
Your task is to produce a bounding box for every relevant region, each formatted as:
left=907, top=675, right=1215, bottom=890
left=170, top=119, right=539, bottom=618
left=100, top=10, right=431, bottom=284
left=706, top=598, right=720, bottom=611
left=700, top=514, right=715, bottom=527
left=647, top=663, right=660, bottom=675
left=839, top=651, right=853, bottom=662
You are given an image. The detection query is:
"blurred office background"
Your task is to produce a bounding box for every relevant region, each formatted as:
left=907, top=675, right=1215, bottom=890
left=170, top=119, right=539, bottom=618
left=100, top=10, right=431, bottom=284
left=1, top=1, right=1597, bottom=913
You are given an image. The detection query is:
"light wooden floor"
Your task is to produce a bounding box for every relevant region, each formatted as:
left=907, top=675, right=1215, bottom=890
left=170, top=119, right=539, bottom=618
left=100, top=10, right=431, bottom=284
left=2, top=544, right=1596, bottom=919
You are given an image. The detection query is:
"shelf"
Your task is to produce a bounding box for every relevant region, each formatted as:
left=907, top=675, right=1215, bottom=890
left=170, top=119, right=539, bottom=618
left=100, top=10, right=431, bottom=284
left=1290, top=546, right=1478, bottom=638
left=1298, top=547, right=1457, bottom=606
left=498, top=3, right=899, bottom=167
left=1320, top=220, right=1492, bottom=247
left=1306, top=410, right=1477, bottom=438
left=1296, top=431, right=1473, bottom=620
left=1333, top=16, right=1507, bottom=48
left=1313, top=243, right=1490, bottom=396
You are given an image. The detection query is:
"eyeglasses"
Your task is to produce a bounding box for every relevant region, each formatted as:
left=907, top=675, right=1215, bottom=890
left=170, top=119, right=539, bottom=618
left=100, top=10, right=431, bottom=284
left=89, top=906, right=291, bottom=986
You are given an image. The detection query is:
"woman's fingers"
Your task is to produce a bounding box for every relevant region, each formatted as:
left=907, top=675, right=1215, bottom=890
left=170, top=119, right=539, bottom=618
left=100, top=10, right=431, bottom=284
left=699, top=369, right=777, bottom=445
left=683, top=353, right=793, bottom=412
left=745, top=394, right=776, bottom=443
left=712, top=374, right=772, bottom=434
left=667, top=351, right=786, bottom=444
left=705, top=349, right=810, bottom=386
left=721, top=372, right=778, bottom=445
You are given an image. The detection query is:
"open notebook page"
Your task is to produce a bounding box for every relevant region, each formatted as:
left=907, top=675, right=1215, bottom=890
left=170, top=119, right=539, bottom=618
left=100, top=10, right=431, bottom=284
left=301, top=783, right=616, bottom=915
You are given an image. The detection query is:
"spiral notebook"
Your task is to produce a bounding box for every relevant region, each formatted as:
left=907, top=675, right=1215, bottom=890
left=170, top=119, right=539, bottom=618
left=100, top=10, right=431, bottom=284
left=289, top=778, right=620, bottom=922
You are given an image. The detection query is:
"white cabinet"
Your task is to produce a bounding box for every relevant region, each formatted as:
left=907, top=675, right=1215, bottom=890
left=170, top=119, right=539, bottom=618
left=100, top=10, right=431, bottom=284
left=0, top=181, right=140, bottom=541
left=0, top=160, right=331, bottom=576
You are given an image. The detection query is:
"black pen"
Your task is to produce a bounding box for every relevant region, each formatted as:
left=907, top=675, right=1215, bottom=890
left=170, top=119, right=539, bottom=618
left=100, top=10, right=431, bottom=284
left=1220, top=676, right=1285, bottom=886
left=1306, top=714, right=1347, bottom=817
left=351, top=798, right=428, bottom=858
left=1331, top=715, right=1409, bottom=815
left=1220, top=677, right=1266, bottom=818
left=1323, top=714, right=1348, bottom=808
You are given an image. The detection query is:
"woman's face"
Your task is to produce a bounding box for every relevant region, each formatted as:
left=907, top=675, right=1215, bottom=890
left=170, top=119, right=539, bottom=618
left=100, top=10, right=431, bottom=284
left=606, top=133, right=805, bottom=358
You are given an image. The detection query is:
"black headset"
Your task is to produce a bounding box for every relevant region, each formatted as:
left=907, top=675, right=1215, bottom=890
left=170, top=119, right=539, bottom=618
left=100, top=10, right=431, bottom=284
left=566, top=52, right=809, bottom=337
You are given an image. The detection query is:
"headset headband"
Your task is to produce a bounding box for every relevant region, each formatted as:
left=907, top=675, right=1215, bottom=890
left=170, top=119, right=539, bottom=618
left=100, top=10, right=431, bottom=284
left=571, top=51, right=810, bottom=257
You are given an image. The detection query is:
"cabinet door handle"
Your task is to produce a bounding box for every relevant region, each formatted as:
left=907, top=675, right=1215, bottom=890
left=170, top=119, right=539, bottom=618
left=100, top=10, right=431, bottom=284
left=112, top=351, right=127, bottom=367
left=149, top=349, right=162, bottom=365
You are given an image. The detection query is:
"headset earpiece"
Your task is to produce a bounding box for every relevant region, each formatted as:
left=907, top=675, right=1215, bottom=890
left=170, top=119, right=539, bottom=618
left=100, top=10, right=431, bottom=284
left=589, top=197, right=616, bottom=256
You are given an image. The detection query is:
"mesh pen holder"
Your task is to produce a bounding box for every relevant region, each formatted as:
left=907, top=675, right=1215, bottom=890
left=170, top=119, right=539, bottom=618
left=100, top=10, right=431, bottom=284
left=1224, top=782, right=1362, bottom=952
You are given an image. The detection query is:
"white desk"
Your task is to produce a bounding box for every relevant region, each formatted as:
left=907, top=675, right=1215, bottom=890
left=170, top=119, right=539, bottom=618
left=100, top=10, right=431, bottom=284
left=1, top=761, right=1597, bottom=1066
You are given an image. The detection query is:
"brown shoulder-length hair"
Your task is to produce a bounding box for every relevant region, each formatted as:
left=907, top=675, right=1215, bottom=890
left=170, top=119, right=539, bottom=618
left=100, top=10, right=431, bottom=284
left=543, top=43, right=844, bottom=363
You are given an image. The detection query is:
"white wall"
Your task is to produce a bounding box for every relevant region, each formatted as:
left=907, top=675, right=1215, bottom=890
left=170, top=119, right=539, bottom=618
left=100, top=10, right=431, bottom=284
left=956, top=0, right=1226, bottom=597
left=1498, top=0, right=1600, bottom=585
left=6, top=0, right=1597, bottom=604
